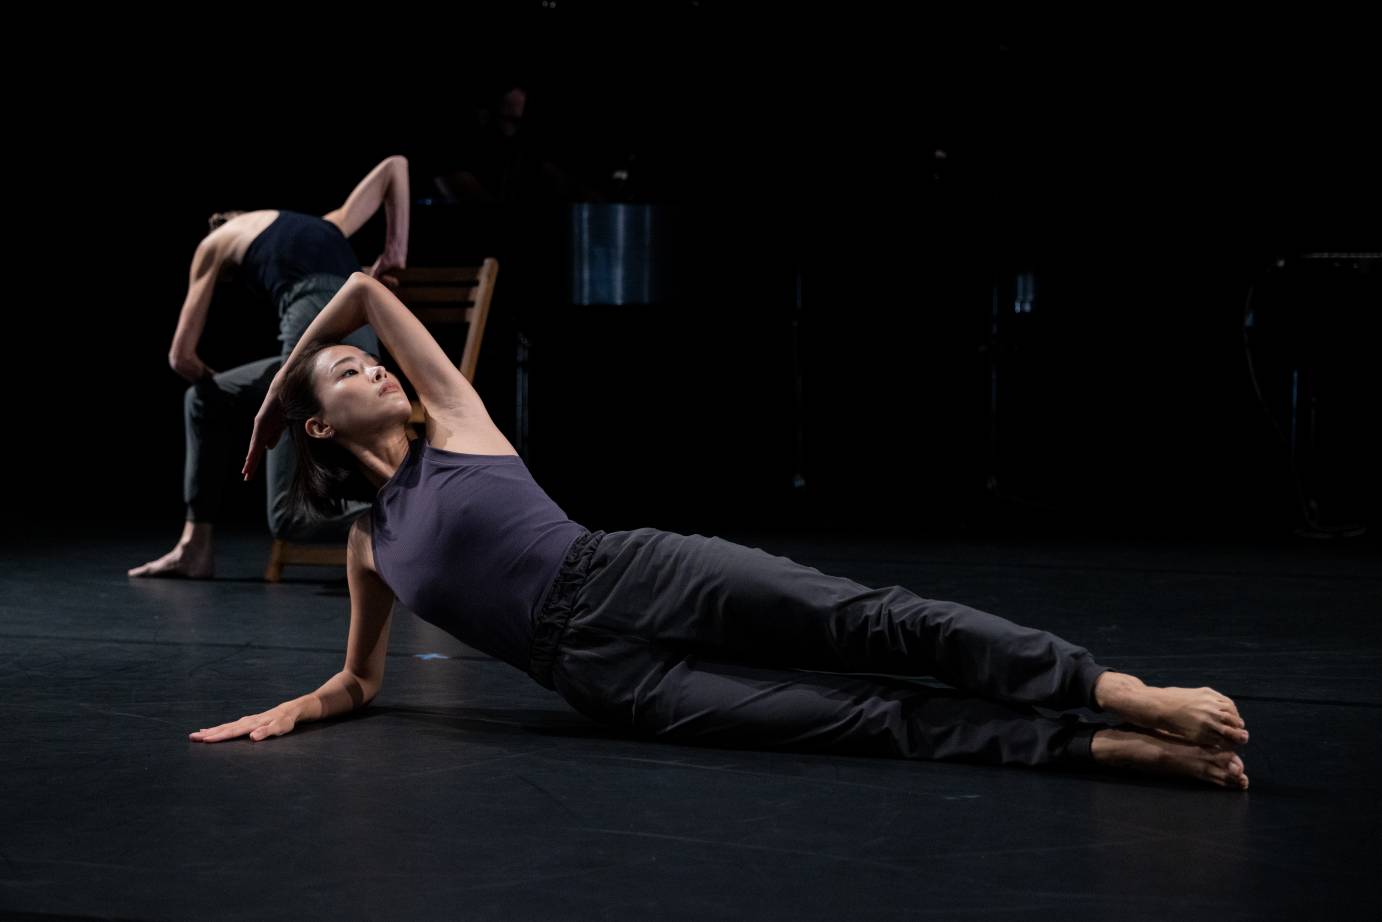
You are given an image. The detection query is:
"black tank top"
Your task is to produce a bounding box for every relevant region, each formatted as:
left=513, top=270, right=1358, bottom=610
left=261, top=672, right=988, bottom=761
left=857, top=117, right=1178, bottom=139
left=238, top=211, right=360, bottom=309
left=370, top=434, right=590, bottom=673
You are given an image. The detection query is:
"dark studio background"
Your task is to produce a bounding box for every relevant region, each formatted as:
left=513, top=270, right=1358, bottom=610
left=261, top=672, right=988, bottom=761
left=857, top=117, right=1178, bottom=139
left=14, top=5, right=1380, bottom=547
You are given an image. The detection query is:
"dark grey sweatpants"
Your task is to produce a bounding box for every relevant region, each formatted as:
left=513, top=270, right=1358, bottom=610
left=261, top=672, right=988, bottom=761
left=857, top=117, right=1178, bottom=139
left=530, top=528, right=1115, bottom=768
left=183, top=273, right=379, bottom=541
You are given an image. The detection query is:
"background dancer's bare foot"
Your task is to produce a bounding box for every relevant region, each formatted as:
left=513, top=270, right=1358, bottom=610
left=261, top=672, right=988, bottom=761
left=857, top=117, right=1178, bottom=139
left=128, top=522, right=214, bottom=579
left=1092, top=726, right=1250, bottom=790
left=1093, top=671, right=1249, bottom=748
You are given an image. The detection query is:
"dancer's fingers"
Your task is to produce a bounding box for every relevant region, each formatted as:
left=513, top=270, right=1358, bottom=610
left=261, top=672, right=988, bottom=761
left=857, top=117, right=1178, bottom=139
left=249, top=719, right=278, bottom=741
left=244, top=425, right=263, bottom=480
left=189, top=716, right=253, bottom=743
left=192, top=707, right=297, bottom=743
left=244, top=428, right=270, bottom=480
left=191, top=723, right=231, bottom=742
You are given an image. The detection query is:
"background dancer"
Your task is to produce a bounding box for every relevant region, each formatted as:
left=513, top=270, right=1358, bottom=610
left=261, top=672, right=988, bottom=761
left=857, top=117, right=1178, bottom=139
left=129, top=156, right=410, bottom=579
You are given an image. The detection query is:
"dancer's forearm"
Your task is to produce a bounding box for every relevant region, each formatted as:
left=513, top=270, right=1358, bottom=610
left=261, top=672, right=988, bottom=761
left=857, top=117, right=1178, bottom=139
left=332, top=155, right=410, bottom=263
left=277, top=275, right=371, bottom=379
left=379, top=157, right=410, bottom=266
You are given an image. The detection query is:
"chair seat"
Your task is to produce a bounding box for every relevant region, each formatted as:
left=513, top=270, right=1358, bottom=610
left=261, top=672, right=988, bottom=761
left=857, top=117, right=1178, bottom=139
left=263, top=540, right=347, bottom=581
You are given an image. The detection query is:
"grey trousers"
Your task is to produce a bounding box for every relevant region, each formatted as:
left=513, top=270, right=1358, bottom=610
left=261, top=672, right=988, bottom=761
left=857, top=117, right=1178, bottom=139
left=532, top=528, right=1115, bottom=768
left=183, top=273, right=380, bottom=542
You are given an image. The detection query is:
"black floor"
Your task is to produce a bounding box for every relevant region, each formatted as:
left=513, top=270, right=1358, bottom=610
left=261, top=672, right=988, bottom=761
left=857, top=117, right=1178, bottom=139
left=3, top=522, right=1379, bottom=920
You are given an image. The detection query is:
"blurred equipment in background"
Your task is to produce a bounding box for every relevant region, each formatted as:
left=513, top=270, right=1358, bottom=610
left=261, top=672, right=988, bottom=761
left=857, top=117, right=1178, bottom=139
left=566, top=203, right=669, bottom=306
left=1243, top=252, right=1379, bottom=539
left=980, top=266, right=1060, bottom=522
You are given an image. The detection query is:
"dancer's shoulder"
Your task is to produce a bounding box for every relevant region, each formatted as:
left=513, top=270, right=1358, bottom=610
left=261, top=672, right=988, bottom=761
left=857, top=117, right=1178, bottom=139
left=213, top=210, right=280, bottom=264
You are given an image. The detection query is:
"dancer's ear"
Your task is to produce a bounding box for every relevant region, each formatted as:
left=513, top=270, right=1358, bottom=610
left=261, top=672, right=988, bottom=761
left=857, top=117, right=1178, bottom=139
left=305, top=418, right=334, bottom=440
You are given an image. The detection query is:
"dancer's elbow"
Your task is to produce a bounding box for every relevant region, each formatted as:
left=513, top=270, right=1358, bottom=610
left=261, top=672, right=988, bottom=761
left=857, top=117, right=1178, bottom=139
left=348, top=271, right=386, bottom=292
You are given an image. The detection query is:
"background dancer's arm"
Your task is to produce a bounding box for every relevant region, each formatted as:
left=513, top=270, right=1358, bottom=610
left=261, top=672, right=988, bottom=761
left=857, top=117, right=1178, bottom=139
left=323, top=154, right=410, bottom=285
left=167, top=234, right=229, bottom=382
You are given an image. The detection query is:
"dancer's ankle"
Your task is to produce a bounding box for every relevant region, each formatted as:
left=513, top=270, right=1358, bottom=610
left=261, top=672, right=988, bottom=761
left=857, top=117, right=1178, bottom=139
left=179, top=520, right=215, bottom=549
left=1093, top=671, right=1145, bottom=712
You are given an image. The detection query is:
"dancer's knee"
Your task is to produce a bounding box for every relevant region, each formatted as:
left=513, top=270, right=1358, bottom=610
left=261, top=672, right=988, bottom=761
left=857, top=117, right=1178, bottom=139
left=184, top=383, right=203, bottom=417
left=269, top=503, right=366, bottom=544
left=184, top=378, right=231, bottom=422
left=266, top=494, right=307, bottom=542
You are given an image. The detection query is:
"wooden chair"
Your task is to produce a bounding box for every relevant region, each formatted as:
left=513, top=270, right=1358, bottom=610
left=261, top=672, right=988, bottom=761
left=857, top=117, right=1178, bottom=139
left=262, top=259, right=501, bottom=581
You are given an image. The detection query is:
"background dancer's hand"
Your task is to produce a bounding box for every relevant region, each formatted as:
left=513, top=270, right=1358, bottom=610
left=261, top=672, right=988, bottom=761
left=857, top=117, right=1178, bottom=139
left=188, top=704, right=299, bottom=743
left=243, top=371, right=288, bottom=481
left=367, top=252, right=404, bottom=290
left=169, top=348, right=217, bottom=384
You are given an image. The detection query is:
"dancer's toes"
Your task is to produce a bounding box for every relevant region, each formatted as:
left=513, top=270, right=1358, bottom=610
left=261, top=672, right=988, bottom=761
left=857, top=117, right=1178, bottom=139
left=1093, top=727, right=1249, bottom=791
left=1143, top=687, right=1249, bottom=748
left=1207, top=714, right=1250, bottom=747
left=1208, top=751, right=1249, bottom=789
left=1207, top=687, right=1245, bottom=722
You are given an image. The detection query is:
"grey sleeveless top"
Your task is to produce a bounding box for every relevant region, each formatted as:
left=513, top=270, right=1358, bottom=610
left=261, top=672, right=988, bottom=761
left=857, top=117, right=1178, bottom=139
left=370, top=434, right=589, bottom=672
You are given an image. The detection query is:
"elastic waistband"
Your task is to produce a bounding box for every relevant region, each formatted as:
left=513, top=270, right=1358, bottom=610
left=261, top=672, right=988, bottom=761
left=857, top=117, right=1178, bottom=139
left=527, top=529, right=606, bottom=690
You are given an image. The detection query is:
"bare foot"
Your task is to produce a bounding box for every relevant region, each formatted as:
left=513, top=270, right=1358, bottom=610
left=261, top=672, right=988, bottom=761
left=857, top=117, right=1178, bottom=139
left=129, top=522, right=215, bottom=580
left=1092, top=725, right=1250, bottom=790
left=1094, top=672, right=1249, bottom=749
left=128, top=543, right=214, bottom=579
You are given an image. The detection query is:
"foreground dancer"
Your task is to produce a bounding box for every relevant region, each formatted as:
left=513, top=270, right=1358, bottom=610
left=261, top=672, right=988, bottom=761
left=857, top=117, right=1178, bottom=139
left=129, top=156, right=410, bottom=579
left=190, top=273, right=1250, bottom=789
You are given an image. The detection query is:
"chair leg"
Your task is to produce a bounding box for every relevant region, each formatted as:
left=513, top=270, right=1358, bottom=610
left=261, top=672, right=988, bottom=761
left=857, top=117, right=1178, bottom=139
left=264, top=538, right=287, bottom=583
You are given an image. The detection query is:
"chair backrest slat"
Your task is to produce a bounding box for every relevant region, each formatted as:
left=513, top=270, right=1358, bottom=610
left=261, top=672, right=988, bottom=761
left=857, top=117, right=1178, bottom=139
left=412, top=306, right=477, bottom=325
left=395, top=266, right=483, bottom=283
left=361, top=260, right=500, bottom=424
left=396, top=287, right=477, bottom=304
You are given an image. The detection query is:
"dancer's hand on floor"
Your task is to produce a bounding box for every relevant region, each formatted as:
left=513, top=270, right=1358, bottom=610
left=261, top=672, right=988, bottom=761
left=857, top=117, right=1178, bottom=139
left=189, top=705, right=298, bottom=743
left=243, top=370, right=288, bottom=481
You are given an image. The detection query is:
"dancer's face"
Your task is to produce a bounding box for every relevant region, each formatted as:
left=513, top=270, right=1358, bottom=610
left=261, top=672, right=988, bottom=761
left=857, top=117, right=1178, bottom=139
left=306, top=344, right=411, bottom=441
